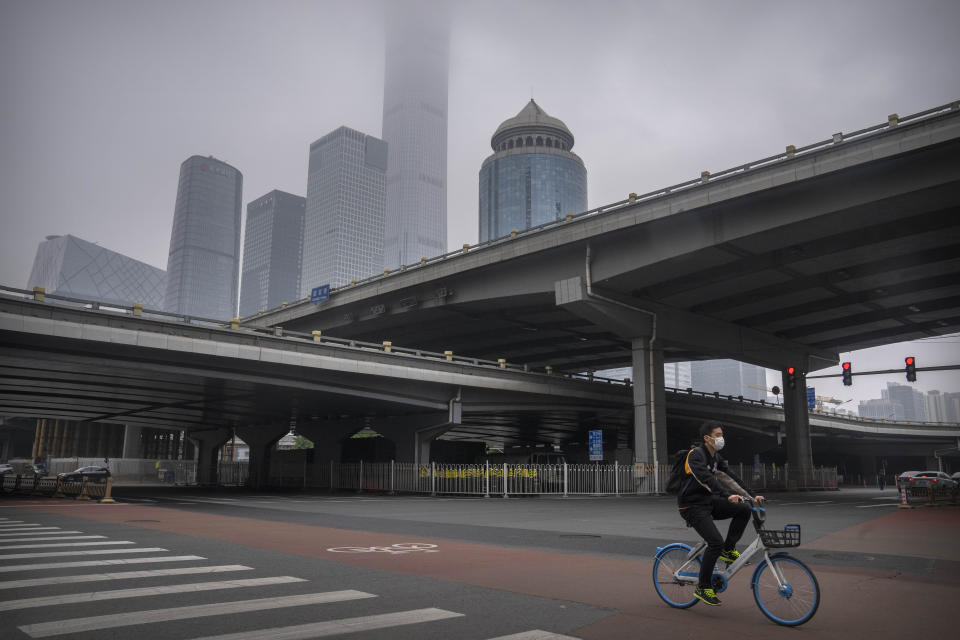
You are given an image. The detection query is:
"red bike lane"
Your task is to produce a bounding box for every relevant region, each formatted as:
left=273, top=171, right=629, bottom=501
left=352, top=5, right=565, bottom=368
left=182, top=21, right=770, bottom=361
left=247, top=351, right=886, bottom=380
left=20, top=501, right=959, bottom=639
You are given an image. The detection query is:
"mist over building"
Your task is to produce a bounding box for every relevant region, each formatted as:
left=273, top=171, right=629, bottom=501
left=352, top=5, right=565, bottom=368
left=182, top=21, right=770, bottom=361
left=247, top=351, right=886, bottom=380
left=164, top=155, right=243, bottom=320
left=381, top=4, right=449, bottom=268
left=27, top=234, right=166, bottom=309
left=479, top=99, right=588, bottom=242
left=301, top=127, right=387, bottom=293
left=239, top=190, right=305, bottom=317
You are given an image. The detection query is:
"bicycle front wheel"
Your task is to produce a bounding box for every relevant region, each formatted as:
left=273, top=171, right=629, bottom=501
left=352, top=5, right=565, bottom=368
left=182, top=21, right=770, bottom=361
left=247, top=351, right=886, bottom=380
left=752, top=554, right=820, bottom=626
left=652, top=544, right=700, bottom=608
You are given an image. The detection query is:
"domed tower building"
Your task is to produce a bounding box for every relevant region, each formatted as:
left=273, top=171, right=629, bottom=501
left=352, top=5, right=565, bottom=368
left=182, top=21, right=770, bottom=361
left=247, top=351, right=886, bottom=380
left=479, top=99, right=587, bottom=243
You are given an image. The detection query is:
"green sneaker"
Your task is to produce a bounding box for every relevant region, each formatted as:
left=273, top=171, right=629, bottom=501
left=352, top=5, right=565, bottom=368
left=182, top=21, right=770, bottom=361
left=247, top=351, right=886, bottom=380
left=694, top=586, right=722, bottom=606
left=719, top=548, right=749, bottom=565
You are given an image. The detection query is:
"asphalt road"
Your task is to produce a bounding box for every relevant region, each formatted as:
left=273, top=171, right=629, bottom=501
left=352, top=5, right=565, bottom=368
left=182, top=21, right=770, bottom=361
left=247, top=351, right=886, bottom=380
left=1, top=487, right=957, bottom=639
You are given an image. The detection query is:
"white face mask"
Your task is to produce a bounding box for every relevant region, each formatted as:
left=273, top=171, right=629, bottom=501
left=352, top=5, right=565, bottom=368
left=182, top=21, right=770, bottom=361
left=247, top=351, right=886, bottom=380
left=711, top=435, right=725, bottom=451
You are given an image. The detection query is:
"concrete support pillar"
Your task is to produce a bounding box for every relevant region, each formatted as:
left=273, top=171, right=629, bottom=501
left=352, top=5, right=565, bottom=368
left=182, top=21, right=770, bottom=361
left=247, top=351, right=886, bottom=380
left=782, top=368, right=813, bottom=489
left=187, top=428, right=232, bottom=485
left=631, top=336, right=668, bottom=470
left=377, top=407, right=459, bottom=465
left=234, top=426, right=289, bottom=490
left=296, top=421, right=362, bottom=466
left=122, top=426, right=142, bottom=459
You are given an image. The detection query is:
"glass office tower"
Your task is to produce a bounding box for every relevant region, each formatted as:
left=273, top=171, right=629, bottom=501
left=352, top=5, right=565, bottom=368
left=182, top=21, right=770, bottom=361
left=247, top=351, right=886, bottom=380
left=27, top=234, right=166, bottom=308
left=164, top=155, right=242, bottom=320
left=301, top=127, right=387, bottom=293
left=382, top=6, right=449, bottom=268
left=239, top=190, right=306, bottom=317
left=479, top=100, right=587, bottom=242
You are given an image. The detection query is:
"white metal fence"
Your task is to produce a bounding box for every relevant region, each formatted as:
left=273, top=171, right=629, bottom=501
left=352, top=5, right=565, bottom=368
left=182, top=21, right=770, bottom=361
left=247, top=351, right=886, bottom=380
left=14, top=457, right=836, bottom=494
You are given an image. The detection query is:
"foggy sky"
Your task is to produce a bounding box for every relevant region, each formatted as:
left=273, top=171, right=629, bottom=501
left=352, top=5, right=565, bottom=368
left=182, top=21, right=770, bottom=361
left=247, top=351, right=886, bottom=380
left=1, top=0, right=958, bottom=403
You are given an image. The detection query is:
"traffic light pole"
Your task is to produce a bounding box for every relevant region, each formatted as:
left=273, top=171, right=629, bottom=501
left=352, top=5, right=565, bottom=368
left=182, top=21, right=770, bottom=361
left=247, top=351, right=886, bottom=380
left=782, top=367, right=813, bottom=491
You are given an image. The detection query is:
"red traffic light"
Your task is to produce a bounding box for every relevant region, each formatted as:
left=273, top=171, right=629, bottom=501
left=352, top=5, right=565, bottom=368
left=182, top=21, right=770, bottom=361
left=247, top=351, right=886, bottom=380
left=786, top=366, right=795, bottom=375
left=842, top=362, right=851, bottom=370
left=905, top=357, right=915, bottom=366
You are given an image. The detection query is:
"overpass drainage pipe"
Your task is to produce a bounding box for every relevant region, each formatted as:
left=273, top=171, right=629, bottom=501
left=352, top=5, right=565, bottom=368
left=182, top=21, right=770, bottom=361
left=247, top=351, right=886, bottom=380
left=584, top=244, right=661, bottom=492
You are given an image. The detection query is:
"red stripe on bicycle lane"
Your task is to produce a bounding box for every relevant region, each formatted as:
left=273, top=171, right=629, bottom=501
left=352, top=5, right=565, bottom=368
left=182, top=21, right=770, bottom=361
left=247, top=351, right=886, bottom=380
left=18, top=503, right=958, bottom=639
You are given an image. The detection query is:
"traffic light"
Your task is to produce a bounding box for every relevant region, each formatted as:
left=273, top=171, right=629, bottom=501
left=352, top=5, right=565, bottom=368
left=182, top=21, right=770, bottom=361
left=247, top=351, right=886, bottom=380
left=841, top=362, right=852, bottom=386
left=786, top=366, right=797, bottom=390
left=905, top=356, right=917, bottom=382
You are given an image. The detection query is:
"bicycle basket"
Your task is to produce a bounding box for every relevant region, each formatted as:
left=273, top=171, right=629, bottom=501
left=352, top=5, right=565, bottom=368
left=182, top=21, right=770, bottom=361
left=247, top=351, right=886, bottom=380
left=758, top=524, right=801, bottom=548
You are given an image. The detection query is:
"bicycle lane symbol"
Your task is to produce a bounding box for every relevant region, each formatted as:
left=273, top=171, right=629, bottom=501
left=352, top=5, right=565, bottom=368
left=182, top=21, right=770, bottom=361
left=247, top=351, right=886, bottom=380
left=326, top=542, right=439, bottom=554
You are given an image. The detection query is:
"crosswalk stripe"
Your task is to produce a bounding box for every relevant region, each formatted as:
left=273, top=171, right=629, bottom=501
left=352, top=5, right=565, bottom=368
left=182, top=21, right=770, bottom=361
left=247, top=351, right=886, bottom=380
left=185, top=608, right=465, bottom=640
left=0, top=555, right=203, bottom=573
left=0, top=541, right=133, bottom=550
left=0, top=530, right=84, bottom=537
left=0, top=547, right=167, bottom=560
left=0, top=536, right=106, bottom=543
left=0, top=564, right=253, bottom=589
left=0, top=521, right=27, bottom=525
left=19, top=590, right=377, bottom=638
left=0, top=575, right=306, bottom=611
left=0, top=527, right=59, bottom=532
left=485, top=631, right=582, bottom=639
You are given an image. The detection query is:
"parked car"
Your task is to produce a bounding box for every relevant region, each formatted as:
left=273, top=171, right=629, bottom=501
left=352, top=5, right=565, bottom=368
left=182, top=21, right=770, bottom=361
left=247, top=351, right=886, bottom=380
left=900, top=470, right=956, bottom=490
left=0, top=464, right=14, bottom=476
left=896, top=470, right=922, bottom=486
left=953, top=472, right=960, bottom=485
left=57, top=466, right=111, bottom=483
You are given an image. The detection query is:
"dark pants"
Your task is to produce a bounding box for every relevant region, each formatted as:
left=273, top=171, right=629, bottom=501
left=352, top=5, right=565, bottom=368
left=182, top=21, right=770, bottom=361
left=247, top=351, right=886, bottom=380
left=681, top=497, right=752, bottom=588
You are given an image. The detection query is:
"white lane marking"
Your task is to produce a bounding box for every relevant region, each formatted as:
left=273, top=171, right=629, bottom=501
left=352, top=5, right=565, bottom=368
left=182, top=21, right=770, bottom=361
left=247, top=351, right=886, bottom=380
left=0, top=536, right=106, bottom=543
left=777, top=501, right=833, bottom=506
left=0, top=541, right=133, bottom=550
left=19, top=590, right=376, bottom=638
left=0, top=575, right=306, bottom=611
left=183, top=608, right=465, bottom=640
left=0, top=547, right=167, bottom=560
left=0, top=527, right=59, bottom=532
left=0, top=564, right=253, bottom=589
left=0, top=521, right=26, bottom=525
left=0, top=555, right=203, bottom=573
left=486, top=632, right=582, bottom=640
left=0, top=530, right=83, bottom=537
left=855, top=503, right=899, bottom=508
left=120, top=498, right=157, bottom=503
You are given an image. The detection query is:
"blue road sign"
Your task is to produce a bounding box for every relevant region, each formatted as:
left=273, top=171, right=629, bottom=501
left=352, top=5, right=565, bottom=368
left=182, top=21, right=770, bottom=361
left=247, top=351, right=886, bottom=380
left=806, top=387, right=816, bottom=410
left=588, top=429, right=603, bottom=461
left=310, top=285, right=330, bottom=303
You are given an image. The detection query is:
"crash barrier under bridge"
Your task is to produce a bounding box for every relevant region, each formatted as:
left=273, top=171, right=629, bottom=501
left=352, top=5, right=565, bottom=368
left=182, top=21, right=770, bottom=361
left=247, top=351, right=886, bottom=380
left=896, top=481, right=959, bottom=508
left=0, top=473, right=116, bottom=502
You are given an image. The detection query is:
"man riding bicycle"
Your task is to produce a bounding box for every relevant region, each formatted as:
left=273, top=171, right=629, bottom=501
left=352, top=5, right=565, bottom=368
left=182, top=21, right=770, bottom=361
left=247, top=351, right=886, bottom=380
left=677, top=422, right=764, bottom=606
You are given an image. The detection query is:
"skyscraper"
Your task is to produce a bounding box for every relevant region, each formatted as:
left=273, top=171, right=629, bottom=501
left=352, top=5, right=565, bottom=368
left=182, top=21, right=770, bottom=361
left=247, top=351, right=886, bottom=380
left=690, top=359, right=769, bottom=401
left=239, top=190, right=306, bottom=317
left=381, top=5, right=449, bottom=268
left=301, top=127, right=387, bottom=293
left=27, top=234, right=166, bottom=308
left=479, top=99, right=588, bottom=243
left=164, top=155, right=242, bottom=320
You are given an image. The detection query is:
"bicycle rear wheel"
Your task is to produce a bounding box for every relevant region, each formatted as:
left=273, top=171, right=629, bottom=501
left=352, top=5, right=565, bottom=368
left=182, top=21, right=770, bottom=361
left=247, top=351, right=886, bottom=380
left=652, top=544, right=700, bottom=608
left=752, top=554, right=820, bottom=626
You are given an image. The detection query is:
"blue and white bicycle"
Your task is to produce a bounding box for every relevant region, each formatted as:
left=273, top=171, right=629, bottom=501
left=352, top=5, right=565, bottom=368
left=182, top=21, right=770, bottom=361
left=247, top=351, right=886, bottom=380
left=652, top=497, right=821, bottom=626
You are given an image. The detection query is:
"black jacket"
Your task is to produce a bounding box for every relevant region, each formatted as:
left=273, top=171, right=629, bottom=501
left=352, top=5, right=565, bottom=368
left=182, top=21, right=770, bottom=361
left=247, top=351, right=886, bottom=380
left=677, top=444, right=748, bottom=507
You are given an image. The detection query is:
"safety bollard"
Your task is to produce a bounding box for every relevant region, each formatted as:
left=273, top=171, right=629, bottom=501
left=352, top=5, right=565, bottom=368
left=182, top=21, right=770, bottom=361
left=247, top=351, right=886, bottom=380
left=99, top=477, right=116, bottom=504
left=76, top=477, right=91, bottom=500
left=53, top=477, right=66, bottom=498
left=926, top=485, right=937, bottom=507
left=897, top=484, right=912, bottom=509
